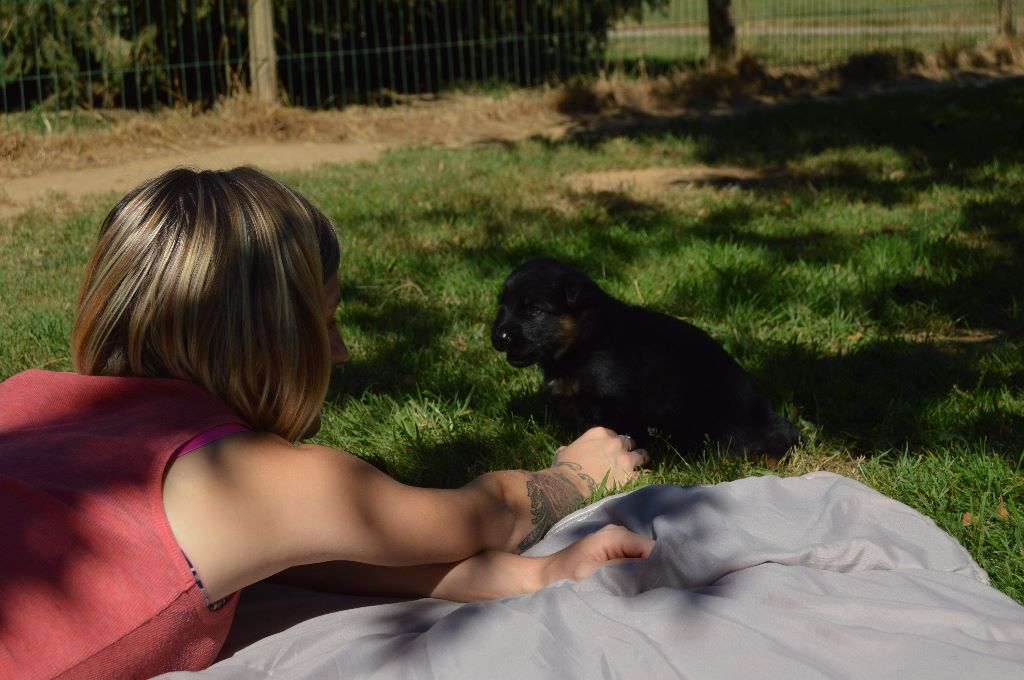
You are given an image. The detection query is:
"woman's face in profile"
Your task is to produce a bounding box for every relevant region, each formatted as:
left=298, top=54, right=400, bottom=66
left=324, top=274, right=348, bottom=365
left=302, top=274, right=348, bottom=440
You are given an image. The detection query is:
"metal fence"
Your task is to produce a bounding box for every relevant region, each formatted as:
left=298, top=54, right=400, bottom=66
left=609, top=1, right=1005, bottom=70
left=0, top=0, right=1013, bottom=120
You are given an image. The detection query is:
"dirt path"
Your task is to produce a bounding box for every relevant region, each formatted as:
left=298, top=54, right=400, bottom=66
left=0, top=92, right=572, bottom=222
left=0, top=141, right=387, bottom=220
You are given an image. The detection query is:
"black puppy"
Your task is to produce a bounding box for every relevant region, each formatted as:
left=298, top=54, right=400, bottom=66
left=491, top=258, right=799, bottom=458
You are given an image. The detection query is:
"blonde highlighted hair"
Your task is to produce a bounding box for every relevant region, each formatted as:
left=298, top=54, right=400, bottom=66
left=72, top=167, right=340, bottom=441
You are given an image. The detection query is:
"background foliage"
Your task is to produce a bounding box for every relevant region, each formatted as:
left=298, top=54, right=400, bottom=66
left=0, top=0, right=665, bottom=109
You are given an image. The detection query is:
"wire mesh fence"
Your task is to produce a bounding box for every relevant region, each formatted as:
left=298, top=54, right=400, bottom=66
left=607, top=0, right=1002, bottom=70
left=0, top=0, right=1012, bottom=122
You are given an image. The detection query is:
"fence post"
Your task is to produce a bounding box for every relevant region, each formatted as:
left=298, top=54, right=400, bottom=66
left=248, top=0, right=278, bottom=103
left=999, top=0, right=1017, bottom=36
left=707, top=0, right=737, bottom=67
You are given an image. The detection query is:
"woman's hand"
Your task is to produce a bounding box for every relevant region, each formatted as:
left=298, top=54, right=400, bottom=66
left=538, top=524, right=655, bottom=584
left=550, top=427, right=650, bottom=497
left=432, top=523, right=655, bottom=601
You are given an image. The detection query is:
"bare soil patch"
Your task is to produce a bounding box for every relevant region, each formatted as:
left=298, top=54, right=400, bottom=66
left=0, top=92, right=570, bottom=220
left=568, top=166, right=786, bottom=196
left=0, top=141, right=385, bottom=220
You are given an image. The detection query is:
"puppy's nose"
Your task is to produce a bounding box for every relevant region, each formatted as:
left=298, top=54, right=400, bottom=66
left=493, top=329, right=513, bottom=351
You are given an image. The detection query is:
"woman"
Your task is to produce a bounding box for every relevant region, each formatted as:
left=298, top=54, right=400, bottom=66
left=0, top=167, right=652, bottom=679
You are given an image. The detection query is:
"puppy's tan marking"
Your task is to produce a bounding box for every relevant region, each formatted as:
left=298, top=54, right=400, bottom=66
left=553, top=315, right=577, bottom=360
left=547, top=376, right=578, bottom=397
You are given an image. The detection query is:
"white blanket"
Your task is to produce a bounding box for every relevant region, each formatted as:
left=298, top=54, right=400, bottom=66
left=162, top=473, right=1024, bottom=679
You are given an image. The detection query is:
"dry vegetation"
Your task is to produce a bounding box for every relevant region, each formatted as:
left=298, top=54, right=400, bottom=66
left=0, top=92, right=566, bottom=181
left=557, top=37, right=1024, bottom=113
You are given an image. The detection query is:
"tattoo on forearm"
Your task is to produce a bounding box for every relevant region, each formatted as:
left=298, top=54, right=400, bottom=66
left=553, top=460, right=597, bottom=495
left=516, top=470, right=587, bottom=552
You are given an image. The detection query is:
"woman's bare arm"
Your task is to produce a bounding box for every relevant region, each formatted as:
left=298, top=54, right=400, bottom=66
left=274, top=525, right=655, bottom=602
left=163, top=427, right=646, bottom=602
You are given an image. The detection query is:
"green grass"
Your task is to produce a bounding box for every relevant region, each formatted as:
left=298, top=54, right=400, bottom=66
left=0, top=108, right=117, bottom=134
left=628, top=0, right=998, bottom=28
left=1, top=78, right=1023, bottom=604
left=606, top=31, right=993, bottom=70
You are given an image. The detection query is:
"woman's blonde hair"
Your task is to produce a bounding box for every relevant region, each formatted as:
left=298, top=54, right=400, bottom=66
left=72, top=166, right=340, bottom=441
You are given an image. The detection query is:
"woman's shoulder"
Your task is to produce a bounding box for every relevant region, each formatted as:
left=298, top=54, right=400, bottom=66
left=163, top=432, right=372, bottom=599
left=171, top=431, right=357, bottom=481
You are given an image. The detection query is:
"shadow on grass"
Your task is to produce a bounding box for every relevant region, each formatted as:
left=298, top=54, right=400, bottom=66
left=547, top=76, right=1024, bottom=173
left=871, top=197, right=1024, bottom=334
left=326, top=292, right=450, bottom=398
left=358, top=424, right=565, bottom=488
left=760, top=339, right=1024, bottom=456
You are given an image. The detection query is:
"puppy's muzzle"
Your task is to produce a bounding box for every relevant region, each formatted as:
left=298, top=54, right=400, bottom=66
left=492, top=327, right=535, bottom=367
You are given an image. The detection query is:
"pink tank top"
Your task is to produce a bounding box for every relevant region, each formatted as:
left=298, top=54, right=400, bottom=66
left=176, top=422, right=251, bottom=459
left=0, top=370, right=249, bottom=679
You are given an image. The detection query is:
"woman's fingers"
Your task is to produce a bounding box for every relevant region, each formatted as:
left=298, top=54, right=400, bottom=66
left=613, top=432, right=650, bottom=465
left=631, top=447, right=650, bottom=467
left=593, top=524, right=656, bottom=558
left=562, top=524, right=656, bottom=581
left=614, top=448, right=649, bottom=485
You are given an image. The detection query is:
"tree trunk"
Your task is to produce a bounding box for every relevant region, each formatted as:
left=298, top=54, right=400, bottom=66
left=707, top=0, right=737, bottom=67
left=248, top=0, right=278, bottom=103
left=998, top=0, right=1017, bottom=36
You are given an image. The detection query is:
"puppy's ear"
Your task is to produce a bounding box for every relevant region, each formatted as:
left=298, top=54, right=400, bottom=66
left=562, top=271, right=595, bottom=311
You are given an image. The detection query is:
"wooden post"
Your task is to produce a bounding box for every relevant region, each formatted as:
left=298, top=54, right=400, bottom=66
left=248, top=0, right=277, bottom=103
left=707, top=0, right=737, bottom=68
left=998, top=0, right=1017, bottom=36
